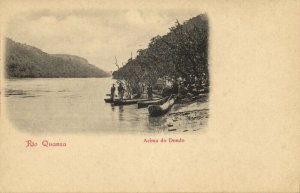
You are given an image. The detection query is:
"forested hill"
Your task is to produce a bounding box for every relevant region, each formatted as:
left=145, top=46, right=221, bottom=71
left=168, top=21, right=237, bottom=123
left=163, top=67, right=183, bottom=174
left=5, top=38, right=110, bottom=78
left=112, top=14, right=209, bottom=95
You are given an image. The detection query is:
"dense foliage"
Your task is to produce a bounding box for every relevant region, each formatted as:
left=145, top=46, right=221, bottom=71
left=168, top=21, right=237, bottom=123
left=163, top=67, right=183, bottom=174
left=5, top=38, right=110, bottom=78
left=112, top=14, right=209, bottom=96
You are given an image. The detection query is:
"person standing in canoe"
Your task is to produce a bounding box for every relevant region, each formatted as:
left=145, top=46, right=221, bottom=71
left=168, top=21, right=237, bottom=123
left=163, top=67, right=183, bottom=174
left=147, top=84, right=153, bottom=100
left=110, top=84, right=116, bottom=101
left=118, top=83, right=124, bottom=100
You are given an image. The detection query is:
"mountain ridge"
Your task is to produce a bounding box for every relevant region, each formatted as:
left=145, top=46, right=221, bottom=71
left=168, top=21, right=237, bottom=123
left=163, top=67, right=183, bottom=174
left=5, top=38, right=110, bottom=78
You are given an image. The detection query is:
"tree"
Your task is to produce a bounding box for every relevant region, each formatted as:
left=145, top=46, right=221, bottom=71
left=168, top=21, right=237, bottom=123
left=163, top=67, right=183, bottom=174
left=113, top=14, right=209, bottom=96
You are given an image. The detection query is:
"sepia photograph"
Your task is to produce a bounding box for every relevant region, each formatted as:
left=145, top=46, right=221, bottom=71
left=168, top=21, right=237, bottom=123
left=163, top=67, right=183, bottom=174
left=0, top=1, right=300, bottom=192
left=4, top=9, right=209, bottom=133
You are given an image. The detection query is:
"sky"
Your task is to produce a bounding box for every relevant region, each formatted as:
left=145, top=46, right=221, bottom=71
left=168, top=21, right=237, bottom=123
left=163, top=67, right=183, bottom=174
left=6, top=9, right=201, bottom=72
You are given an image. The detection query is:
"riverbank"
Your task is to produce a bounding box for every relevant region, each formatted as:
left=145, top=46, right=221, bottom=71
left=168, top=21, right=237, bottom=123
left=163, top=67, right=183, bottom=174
left=148, top=96, right=209, bottom=132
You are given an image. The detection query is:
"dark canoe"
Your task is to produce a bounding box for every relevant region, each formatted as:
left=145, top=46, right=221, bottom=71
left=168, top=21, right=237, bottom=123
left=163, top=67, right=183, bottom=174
left=137, top=96, right=169, bottom=109
left=104, top=98, right=113, bottom=103
left=148, top=95, right=177, bottom=117
left=113, top=97, right=160, bottom=106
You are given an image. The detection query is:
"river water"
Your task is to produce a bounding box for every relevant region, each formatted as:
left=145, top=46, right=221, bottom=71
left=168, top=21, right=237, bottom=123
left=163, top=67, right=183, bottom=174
left=4, top=78, right=180, bottom=134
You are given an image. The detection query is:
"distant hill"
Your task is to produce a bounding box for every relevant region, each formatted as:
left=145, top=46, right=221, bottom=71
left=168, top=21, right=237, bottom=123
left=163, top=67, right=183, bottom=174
left=5, top=38, right=110, bottom=78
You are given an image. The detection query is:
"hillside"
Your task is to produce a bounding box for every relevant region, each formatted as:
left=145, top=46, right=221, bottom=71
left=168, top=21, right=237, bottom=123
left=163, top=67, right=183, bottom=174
left=5, top=38, right=110, bottom=78
left=112, top=14, right=208, bottom=96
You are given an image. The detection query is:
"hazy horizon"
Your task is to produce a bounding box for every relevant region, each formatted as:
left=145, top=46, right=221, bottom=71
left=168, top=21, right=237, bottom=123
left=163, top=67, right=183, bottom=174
left=5, top=9, right=202, bottom=72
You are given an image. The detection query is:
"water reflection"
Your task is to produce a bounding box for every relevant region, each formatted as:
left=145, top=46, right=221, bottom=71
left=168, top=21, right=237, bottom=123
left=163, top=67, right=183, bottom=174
left=110, top=104, right=115, bottom=111
left=118, top=105, right=124, bottom=121
left=5, top=89, right=27, bottom=96
left=118, top=105, right=124, bottom=113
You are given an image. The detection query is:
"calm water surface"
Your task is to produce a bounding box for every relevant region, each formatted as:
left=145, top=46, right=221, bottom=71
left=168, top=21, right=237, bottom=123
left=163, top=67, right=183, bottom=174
left=5, top=78, right=168, bottom=134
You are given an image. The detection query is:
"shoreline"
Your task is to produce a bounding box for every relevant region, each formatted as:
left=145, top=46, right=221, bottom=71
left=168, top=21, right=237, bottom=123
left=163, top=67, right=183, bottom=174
left=148, top=97, right=209, bottom=132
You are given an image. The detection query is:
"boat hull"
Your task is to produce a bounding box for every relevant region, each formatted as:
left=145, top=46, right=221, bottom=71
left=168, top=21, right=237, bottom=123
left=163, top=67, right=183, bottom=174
left=113, top=97, right=160, bottom=106
left=148, top=95, right=177, bottom=116
left=137, top=96, right=169, bottom=108
left=104, top=98, right=113, bottom=103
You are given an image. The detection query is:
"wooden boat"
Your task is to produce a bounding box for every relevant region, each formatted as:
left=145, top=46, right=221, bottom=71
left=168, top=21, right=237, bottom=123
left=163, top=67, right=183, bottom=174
left=148, top=95, right=177, bottom=116
left=113, top=97, right=160, bottom=106
left=137, top=96, right=169, bottom=109
left=104, top=93, right=118, bottom=103
left=104, top=98, right=113, bottom=103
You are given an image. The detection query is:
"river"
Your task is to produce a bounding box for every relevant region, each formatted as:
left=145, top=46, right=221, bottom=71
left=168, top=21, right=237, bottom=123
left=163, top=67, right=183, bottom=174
left=4, top=77, right=187, bottom=134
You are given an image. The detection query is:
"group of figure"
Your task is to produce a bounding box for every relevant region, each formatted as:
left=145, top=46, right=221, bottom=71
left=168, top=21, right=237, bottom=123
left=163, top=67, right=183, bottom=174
left=110, top=83, right=124, bottom=101
left=110, top=83, right=153, bottom=101
left=172, top=75, right=205, bottom=98
left=109, top=74, right=206, bottom=102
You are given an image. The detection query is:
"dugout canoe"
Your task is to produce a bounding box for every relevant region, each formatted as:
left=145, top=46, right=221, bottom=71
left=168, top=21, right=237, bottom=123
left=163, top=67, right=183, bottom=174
left=104, top=93, right=118, bottom=103
left=148, top=95, right=177, bottom=117
left=137, top=96, right=169, bottom=109
left=113, top=97, right=160, bottom=106
left=104, top=98, right=113, bottom=103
